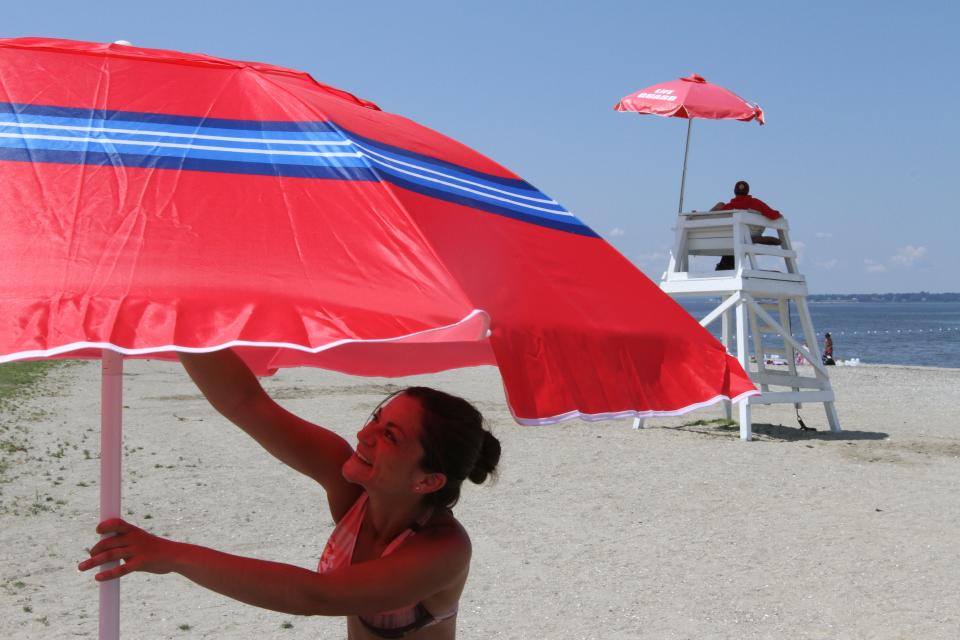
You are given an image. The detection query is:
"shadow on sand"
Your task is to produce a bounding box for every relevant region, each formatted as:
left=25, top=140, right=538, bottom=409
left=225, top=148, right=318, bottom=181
left=666, top=419, right=888, bottom=442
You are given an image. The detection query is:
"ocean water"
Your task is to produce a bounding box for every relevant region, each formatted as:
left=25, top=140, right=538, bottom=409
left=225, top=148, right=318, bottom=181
left=676, top=300, right=960, bottom=369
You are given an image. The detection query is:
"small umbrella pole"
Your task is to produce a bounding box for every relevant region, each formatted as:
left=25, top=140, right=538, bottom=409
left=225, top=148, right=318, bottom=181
left=99, top=350, right=123, bottom=640
left=678, top=119, right=693, bottom=213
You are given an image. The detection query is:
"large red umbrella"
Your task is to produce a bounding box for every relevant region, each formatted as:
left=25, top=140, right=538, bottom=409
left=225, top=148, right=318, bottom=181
left=615, top=73, right=764, bottom=212
left=0, top=39, right=757, bottom=638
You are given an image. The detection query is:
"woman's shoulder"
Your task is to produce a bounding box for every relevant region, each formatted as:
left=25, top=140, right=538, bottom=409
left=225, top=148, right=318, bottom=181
left=416, top=511, right=472, bottom=557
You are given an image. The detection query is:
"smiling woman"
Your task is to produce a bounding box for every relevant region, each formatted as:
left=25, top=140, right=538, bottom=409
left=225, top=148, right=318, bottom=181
left=77, top=349, right=500, bottom=639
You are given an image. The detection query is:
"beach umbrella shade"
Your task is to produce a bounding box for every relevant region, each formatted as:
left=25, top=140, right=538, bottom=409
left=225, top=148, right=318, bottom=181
left=0, top=38, right=758, bottom=638
left=615, top=73, right=764, bottom=212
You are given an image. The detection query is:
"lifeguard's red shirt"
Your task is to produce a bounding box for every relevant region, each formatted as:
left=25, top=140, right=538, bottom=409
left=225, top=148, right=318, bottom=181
left=721, top=195, right=781, bottom=220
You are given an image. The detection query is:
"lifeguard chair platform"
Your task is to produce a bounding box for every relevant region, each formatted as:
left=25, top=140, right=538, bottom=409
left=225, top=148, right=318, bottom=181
left=654, top=209, right=840, bottom=440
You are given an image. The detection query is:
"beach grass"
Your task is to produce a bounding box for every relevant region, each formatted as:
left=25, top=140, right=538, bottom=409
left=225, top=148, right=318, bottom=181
left=0, top=361, right=66, bottom=405
left=0, top=361, right=69, bottom=485
left=682, top=417, right=737, bottom=427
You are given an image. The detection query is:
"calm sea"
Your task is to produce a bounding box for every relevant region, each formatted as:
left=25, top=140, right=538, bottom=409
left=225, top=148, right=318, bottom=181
left=676, top=300, right=960, bottom=369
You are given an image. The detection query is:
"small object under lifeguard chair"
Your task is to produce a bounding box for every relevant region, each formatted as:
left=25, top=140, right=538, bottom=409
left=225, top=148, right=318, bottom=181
left=650, top=208, right=840, bottom=440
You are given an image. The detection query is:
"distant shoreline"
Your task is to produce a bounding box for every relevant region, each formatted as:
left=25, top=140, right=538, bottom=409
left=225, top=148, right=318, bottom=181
left=680, top=293, right=960, bottom=303
left=807, top=293, right=960, bottom=302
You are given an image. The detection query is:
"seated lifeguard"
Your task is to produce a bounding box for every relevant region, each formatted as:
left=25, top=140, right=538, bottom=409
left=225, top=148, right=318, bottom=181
left=711, top=180, right=782, bottom=270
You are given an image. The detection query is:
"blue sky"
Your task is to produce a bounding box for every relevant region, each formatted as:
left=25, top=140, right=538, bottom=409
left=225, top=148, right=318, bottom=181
left=6, top=0, right=958, bottom=293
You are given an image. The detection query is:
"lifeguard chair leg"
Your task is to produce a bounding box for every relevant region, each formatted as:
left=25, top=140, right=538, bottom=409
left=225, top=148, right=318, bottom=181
left=735, top=300, right=753, bottom=440
left=825, top=402, right=841, bottom=432
left=738, top=399, right=752, bottom=441
left=721, top=307, right=733, bottom=420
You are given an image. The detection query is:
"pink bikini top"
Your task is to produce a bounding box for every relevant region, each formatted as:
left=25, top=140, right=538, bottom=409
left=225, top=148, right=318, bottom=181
left=318, top=493, right=458, bottom=638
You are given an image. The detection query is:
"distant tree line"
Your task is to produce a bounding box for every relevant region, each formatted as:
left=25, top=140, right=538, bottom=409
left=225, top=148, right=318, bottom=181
left=808, top=292, right=960, bottom=303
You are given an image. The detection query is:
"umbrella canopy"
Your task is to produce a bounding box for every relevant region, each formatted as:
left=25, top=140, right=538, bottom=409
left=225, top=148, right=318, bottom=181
left=615, top=73, right=764, bottom=212
left=1, top=37, right=759, bottom=640
left=0, top=39, right=757, bottom=422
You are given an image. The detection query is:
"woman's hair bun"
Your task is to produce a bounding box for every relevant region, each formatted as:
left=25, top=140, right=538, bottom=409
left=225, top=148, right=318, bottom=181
left=468, top=430, right=501, bottom=484
left=403, top=386, right=500, bottom=508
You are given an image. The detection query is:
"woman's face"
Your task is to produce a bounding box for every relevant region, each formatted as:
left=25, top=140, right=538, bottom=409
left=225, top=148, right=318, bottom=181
left=342, top=393, right=433, bottom=496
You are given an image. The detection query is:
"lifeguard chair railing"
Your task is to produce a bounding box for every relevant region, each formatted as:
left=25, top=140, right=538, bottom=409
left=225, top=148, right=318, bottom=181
left=657, top=209, right=840, bottom=440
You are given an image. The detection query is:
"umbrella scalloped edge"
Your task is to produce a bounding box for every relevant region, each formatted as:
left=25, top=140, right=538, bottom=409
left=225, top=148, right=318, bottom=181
left=509, top=388, right=761, bottom=426
left=0, top=309, right=492, bottom=363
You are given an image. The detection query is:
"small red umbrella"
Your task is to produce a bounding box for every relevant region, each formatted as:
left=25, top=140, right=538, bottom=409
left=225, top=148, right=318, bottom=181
left=615, top=73, right=764, bottom=212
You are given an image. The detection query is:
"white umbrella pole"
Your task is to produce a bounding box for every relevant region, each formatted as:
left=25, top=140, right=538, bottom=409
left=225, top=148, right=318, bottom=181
left=99, top=350, right=123, bottom=640
left=677, top=119, right=693, bottom=213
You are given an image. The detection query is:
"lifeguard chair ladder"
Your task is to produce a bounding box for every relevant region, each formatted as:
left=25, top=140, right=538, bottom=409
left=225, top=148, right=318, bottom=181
left=647, top=209, right=840, bottom=440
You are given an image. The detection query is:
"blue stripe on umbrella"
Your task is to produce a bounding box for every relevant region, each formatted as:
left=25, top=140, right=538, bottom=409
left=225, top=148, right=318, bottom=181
left=0, top=102, right=594, bottom=235
left=0, top=147, right=378, bottom=180
left=0, top=102, right=338, bottom=133
left=0, top=127, right=369, bottom=168
left=384, top=172, right=599, bottom=237
left=340, top=127, right=534, bottom=191
left=0, top=111, right=350, bottom=144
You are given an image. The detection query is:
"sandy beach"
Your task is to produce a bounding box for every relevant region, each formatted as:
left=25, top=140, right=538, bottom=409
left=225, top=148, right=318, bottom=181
left=1, top=359, right=958, bottom=639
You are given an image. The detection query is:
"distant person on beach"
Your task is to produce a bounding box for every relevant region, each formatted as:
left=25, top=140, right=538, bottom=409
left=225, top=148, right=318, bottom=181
left=823, top=332, right=836, bottom=365
left=711, top=180, right=783, bottom=270
left=80, top=349, right=500, bottom=639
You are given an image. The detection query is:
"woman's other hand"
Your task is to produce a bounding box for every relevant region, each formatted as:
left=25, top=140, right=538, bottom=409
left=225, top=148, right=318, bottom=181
left=78, top=519, right=179, bottom=581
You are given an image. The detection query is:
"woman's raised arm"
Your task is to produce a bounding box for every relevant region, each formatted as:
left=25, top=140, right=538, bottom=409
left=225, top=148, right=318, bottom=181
left=178, top=350, right=360, bottom=520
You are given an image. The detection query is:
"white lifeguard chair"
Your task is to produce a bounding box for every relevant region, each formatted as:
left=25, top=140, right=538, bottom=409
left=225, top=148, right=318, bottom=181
left=652, top=209, right=840, bottom=440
